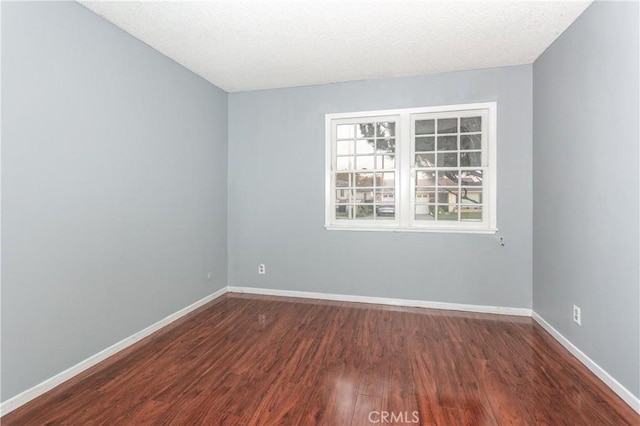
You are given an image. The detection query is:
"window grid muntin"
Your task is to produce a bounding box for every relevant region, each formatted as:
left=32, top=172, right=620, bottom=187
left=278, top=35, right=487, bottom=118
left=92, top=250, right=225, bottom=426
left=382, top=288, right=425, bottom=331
left=326, top=103, right=496, bottom=232
left=411, top=110, right=489, bottom=225
left=332, top=116, right=399, bottom=223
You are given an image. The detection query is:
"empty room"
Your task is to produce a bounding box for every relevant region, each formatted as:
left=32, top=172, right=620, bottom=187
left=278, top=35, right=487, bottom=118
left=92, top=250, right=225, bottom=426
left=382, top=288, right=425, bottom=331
left=1, top=0, right=639, bottom=424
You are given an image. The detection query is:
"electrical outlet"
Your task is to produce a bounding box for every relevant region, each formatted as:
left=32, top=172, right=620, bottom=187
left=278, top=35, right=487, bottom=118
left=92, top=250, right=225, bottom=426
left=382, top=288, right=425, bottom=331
left=258, top=263, right=266, bottom=275
left=207, top=272, right=212, bottom=281
left=573, top=305, right=581, bottom=326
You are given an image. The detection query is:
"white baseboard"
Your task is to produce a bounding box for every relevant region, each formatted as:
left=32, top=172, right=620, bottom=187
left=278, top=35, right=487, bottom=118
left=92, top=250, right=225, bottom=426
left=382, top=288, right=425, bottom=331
left=227, top=285, right=532, bottom=317
left=0, top=287, right=228, bottom=416
left=532, top=311, right=640, bottom=414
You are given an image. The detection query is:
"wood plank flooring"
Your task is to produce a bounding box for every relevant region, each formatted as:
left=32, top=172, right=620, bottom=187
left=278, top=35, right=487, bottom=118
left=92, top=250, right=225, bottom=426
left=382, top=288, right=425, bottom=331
left=2, top=294, right=638, bottom=425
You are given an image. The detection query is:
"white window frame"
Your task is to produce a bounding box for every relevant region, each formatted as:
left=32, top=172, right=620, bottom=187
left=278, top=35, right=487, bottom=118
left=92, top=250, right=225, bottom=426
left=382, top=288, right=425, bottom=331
left=324, top=102, right=497, bottom=234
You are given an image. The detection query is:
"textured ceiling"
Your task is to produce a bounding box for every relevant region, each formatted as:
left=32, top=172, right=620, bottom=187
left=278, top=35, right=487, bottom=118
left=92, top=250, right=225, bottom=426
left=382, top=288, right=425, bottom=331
left=79, top=0, right=592, bottom=93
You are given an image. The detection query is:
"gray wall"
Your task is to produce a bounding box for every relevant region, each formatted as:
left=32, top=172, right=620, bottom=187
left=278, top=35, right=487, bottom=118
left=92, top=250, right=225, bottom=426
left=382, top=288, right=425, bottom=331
left=533, top=2, right=639, bottom=398
left=1, top=2, right=227, bottom=401
left=228, top=66, right=533, bottom=308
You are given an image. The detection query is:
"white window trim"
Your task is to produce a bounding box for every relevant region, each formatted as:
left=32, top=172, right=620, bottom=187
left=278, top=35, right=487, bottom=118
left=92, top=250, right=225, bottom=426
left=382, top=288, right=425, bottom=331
left=324, top=102, right=498, bottom=234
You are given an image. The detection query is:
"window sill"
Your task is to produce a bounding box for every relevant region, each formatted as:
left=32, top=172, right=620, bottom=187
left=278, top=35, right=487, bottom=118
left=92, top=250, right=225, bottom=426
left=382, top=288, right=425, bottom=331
left=325, top=225, right=498, bottom=234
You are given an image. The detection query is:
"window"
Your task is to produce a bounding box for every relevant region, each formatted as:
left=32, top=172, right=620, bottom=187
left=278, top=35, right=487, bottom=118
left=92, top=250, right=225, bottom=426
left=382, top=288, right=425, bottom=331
left=325, top=103, right=497, bottom=233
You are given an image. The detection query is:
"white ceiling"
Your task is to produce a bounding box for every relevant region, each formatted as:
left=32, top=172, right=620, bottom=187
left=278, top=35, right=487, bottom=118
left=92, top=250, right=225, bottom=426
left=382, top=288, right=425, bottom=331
left=79, top=0, right=592, bottom=93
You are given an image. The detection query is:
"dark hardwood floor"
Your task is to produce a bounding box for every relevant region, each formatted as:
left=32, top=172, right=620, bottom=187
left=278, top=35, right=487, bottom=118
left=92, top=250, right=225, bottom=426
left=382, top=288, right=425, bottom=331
left=2, top=294, right=638, bottom=425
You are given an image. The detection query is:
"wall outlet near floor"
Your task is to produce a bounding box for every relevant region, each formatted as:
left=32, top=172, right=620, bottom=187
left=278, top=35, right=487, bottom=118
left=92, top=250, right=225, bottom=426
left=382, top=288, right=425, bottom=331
left=573, top=305, right=581, bottom=326
left=258, top=263, right=266, bottom=275
left=207, top=272, right=212, bottom=281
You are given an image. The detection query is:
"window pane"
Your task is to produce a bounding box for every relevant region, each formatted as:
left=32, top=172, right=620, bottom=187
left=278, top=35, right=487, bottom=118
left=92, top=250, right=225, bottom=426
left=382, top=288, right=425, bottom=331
left=415, top=189, right=436, bottom=203
left=356, top=139, right=375, bottom=154
left=460, top=152, right=481, bottom=167
left=416, top=171, right=436, bottom=186
left=377, top=172, right=395, bottom=187
left=336, top=157, right=353, bottom=170
left=336, top=173, right=353, bottom=187
left=357, top=123, right=376, bottom=138
left=461, top=188, right=483, bottom=204
left=461, top=205, right=483, bottom=221
left=355, top=172, right=374, bottom=186
left=375, top=205, right=395, bottom=220
left=336, top=189, right=353, bottom=203
left=337, top=139, right=354, bottom=155
left=438, top=171, right=459, bottom=186
left=438, top=189, right=458, bottom=204
left=376, top=122, right=396, bottom=137
left=461, top=134, right=481, bottom=150
left=415, top=136, right=435, bottom=152
left=356, top=155, right=375, bottom=170
left=437, top=205, right=459, bottom=221
left=415, top=204, right=435, bottom=221
left=355, top=205, right=374, bottom=219
left=335, top=172, right=351, bottom=187
left=438, top=118, right=458, bottom=133
left=437, top=153, right=458, bottom=167
left=376, top=188, right=395, bottom=203
left=376, top=138, right=395, bottom=154
left=378, top=155, right=395, bottom=169
left=461, top=170, right=483, bottom=186
left=335, top=205, right=352, bottom=219
left=437, top=135, right=457, bottom=151
left=415, top=154, right=435, bottom=167
left=356, top=189, right=374, bottom=203
left=415, top=119, right=435, bottom=135
left=460, top=117, right=482, bottom=133
left=337, top=124, right=355, bottom=139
